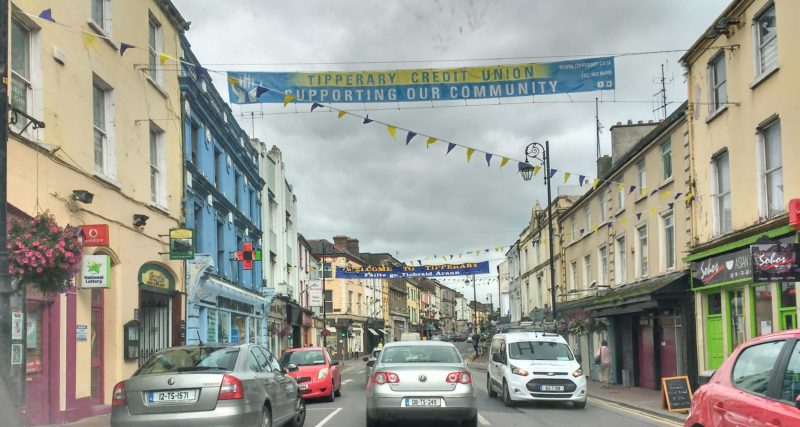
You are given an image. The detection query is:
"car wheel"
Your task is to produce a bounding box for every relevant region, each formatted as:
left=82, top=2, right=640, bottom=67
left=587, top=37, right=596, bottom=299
left=573, top=400, right=587, bottom=409
left=487, top=374, right=497, bottom=398
left=260, top=405, right=272, bottom=427
left=462, top=416, right=478, bottom=427
left=502, top=381, right=515, bottom=407
left=326, top=383, right=335, bottom=403
left=286, top=396, right=306, bottom=427
left=334, top=380, right=342, bottom=397
left=366, top=412, right=381, bottom=427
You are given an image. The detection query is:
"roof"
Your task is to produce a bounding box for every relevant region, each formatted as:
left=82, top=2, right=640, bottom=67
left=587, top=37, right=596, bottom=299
left=282, top=347, right=325, bottom=353
left=493, top=331, right=567, bottom=344
left=156, top=0, right=190, bottom=32
left=382, top=340, right=457, bottom=348
left=308, top=239, right=368, bottom=265
left=590, top=271, right=689, bottom=308
left=679, top=0, right=746, bottom=65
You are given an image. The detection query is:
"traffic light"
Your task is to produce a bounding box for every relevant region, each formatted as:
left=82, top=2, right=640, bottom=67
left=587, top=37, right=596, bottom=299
left=340, top=331, right=347, bottom=337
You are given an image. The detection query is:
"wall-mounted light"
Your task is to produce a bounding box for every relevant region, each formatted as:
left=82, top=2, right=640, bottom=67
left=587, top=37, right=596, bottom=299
left=133, top=214, right=149, bottom=227
left=71, top=190, right=94, bottom=204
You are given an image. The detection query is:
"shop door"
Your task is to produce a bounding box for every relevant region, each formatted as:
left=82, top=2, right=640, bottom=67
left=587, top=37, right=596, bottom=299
left=90, top=290, right=104, bottom=404
left=659, top=322, right=678, bottom=378
left=638, top=322, right=656, bottom=389
left=25, top=302, right=50, bottom=425
left=706, top=317, right=724, bottom=369
left=139, top=291, right=172, bottom=365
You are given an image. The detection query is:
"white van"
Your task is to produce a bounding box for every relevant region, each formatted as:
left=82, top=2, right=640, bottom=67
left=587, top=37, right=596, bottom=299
left=400, top=332, right=421, bottom=341
left=486, top=332, right=587, bottom=408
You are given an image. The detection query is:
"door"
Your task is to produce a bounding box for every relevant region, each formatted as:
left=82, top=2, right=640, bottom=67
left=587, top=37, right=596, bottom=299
left=253, top=347, right=284, bottom=418
left=90, top=290, right=104, bottom=404
left=728, top=289, right=746, bottom=352
left=268, top=349, right=296, bottom=422
left=489, top=338, right=505, bottom=392
left=659, top=319, right=678, bottom=378
left=25, top=302, right=50, bottom=425
left=707, top=317, right=725, bottom=369
left=638, top=322, right=656, bottom=389
left=139, top=291, right=172, bottom=365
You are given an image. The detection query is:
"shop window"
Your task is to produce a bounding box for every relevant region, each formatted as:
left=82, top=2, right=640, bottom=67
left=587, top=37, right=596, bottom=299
left=218, top=311, right=230, bottom=343
left=753, top=284, right=774, bottom=336
left=708, top=293, right=722, bottom=315
left=206, top=309, right=217, bottom=343
left=729, top=289, right=745, bottom=351
left=780, top=283, right=797, bottom=330
left=232, top=314, right=245, bottom=344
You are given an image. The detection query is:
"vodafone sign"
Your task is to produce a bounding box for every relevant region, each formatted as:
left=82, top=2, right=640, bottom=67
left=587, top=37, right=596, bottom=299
left=80, top=224, right=110, bottom=247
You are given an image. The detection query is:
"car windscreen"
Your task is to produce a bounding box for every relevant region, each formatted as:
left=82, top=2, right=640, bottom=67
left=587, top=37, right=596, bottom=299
left=380, top=346, right=461, bottom=364
left=280, top=350, right=327, bottom=366
left=508, top=341, right=574, bottom=361
left=136, top=347, right=239, bottom=375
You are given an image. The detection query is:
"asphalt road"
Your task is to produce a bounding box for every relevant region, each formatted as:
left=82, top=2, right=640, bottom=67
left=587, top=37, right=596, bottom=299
left=301, top=345, right=683, bottom=427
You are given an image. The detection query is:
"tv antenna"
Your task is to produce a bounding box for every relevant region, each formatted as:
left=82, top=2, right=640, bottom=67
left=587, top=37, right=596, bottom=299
left=652, top=62, right=674, bottom=120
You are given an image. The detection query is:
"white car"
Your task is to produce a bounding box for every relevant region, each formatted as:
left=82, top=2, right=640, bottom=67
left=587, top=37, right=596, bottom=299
left=486, top=332, right=586, bottom=408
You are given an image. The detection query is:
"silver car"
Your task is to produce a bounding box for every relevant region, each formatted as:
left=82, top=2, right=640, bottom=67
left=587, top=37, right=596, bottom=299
left=363, top=348, right=382, bottom=383
left=111, top=344, right=306, bottom=427
left=365, top=341, right=477, bottom=427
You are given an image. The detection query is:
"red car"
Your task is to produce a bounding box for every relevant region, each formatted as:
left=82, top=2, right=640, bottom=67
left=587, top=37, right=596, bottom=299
left=686, top=330, right=800, bottom=427
left=280, top=347, right=342, bottom=401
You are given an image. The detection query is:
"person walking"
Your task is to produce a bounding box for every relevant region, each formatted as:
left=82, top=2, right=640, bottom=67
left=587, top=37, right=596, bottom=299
left=472, top=331, right=481, bottom=360
left=596, top=340, right=611, bottom=388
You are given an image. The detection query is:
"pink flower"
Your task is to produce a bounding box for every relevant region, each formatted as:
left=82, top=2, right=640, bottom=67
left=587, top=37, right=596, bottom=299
left=32, top=241, right=39, bottom=246
left=65, top=252, right=73, bottom=258
left=36, top=267, right=43, bottom=273
left=50, top=226, right=58, bottom=233
left=24, top=233, right=31, bottom=239
left=46, top=249, right=53, bottom=257
left=25, top=251, right=33, bottom=258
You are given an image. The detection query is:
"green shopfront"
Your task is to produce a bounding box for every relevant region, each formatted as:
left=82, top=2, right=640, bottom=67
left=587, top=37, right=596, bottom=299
left=688, top=225, right=799, bottom=373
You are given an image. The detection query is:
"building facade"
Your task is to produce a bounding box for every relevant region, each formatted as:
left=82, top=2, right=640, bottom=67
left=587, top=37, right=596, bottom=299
left=440, top=285, right=457, bottom=334
left=298, top=234, right=322, bottom=346
left=681, top=0, right=800, bottom=374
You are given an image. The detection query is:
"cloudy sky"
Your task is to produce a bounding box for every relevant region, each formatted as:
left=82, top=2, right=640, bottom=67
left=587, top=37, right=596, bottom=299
left=173, top=0, right=727, bottom=302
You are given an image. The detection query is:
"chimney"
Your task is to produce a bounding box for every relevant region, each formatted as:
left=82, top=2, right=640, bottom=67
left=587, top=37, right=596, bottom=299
left=597, top=155, right=613, bottom=178
left=333, top=236, right=348, bottom=251
left=609, top=120, right=658, bottom=164
left=346, top=238, right=360, bottom=255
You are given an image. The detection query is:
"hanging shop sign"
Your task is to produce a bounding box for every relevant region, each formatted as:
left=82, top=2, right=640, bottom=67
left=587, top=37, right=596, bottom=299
left=169, top=228, right=195, bottom=260
left=335, top=261, right=490, bottom=279
left=751, top=242, right=800, bottom=282
left=227, top=57, right=615, bottom=104
left=80, top=224, right=109, bottom=247
left=138, top=263, right=175, bottom=293
left=308, top=280, right=323, bottom=307
left=81, top=254, right=111, bottom=288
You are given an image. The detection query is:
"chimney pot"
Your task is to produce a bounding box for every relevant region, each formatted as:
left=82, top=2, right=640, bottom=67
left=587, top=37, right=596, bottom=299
left=627, top=119, right=633, bottom=125
left=616, top=121, right=622, bottom=126
left=333, top=236, right=348, bottom=251
left=637, top=120, right=643, bottom=124
left=648, top=119, right=654, bottom=123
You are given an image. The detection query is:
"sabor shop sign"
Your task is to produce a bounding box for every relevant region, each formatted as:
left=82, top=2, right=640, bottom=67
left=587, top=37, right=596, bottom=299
left=751, top=243, right=800, bottom=282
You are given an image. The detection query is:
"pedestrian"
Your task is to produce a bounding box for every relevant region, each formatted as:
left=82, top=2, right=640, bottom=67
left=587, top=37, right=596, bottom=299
left=596, top=340, right=611, bottom=388
left=353, top=343, right=361, bottom=360
left=472, top=331, right=480, bottom=359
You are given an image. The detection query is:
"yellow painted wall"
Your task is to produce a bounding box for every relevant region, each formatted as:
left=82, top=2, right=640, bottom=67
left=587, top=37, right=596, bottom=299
left=406, top=282, right=419, bottom=326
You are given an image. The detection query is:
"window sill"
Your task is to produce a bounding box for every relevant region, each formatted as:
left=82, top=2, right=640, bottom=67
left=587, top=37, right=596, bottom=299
left=94, top=173, right=121, bottom=189
left=750, top=66, right=779, bottom=90
left=705, top=105, right=728, bottom=124
left=145, top=75, right=169, bottom=99
left=149, top=202, right=170, bottom=215
left=635, top=194, right=648, bottom=204
left=87, top=20, right=118, bottom=51
left=659, top=177, right=674, bottom=190
left=615, top=208, right=626, bottom=217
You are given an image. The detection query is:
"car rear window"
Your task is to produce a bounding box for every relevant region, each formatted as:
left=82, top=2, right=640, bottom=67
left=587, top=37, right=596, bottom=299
left=281, top=350, right=327, bottom=366
left=381, top=346, right=461, bottom=363
left=508, top=341, right=574, bottom=361
left=136, top=347, right=239, bottom=375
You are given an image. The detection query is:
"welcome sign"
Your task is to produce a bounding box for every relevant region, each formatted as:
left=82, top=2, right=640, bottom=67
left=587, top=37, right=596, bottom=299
left=81, top=255, right=110, bottom=288
left=335, top=261, right=490, bottom=279
left=227, top=57, right=615, bottom=104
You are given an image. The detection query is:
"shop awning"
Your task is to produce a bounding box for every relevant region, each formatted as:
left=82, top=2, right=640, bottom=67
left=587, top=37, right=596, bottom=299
left=368, top=328, right=379, bottom=336
left=588, top=271, right=689, bottom=315
left=326, top=327, right=337, bottom=333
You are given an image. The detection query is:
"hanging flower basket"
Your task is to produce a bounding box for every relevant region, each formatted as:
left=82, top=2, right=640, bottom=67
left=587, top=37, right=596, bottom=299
left=7, top=212, right=83, bottom=295
left=588, top=318, right=608, bottom=333
left=568, top=318, right=587, bottom=337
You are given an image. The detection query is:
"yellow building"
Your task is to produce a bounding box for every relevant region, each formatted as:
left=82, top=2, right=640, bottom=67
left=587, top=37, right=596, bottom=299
left=407, top=280, right=420, bottom=329
left=681, top=0, right=800, bottom=372
left=8, top=0, right=187, bottom=423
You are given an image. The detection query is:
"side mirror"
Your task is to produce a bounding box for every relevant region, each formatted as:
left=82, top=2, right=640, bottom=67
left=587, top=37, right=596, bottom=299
left=362, top=356, right=369, bottom=362
left=366, top=360, right=375, bottom=368
left=284, top=363, right=299, bottom=373
left=331, top=360, right=340, bottom=366
left=491, top=353, right=502, bottom=363
left=575, top=355, right=583, bottom=364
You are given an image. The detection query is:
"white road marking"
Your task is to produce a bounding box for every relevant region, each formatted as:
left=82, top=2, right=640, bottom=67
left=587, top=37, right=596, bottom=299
left=313, top=407, right=342, bottom=427
left=342, top=379, right=353, bottom=385
left=477, top=413, right=491, bottom=426
left=588, top=398, right=682, bottom=426
left=357, top=370, right=365, bottom=374
left=307, top=407, right=340, bottom=411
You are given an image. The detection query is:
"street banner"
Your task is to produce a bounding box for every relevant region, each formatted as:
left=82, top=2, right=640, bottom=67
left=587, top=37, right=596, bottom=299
left=751, top=242, right=800, bottom=282
left=335, top=261, right=490, bottom=279
left=227, top=57, right=615, bottom=104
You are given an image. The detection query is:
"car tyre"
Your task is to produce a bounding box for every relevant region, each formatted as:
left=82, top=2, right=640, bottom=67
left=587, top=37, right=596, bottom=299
left=326, top=383, right=335, bottom=403
left=260, top=405, right=272, bottom=427
left=502, top=380, right=515, bottom=407
left=334, top=381, right=342, bottom=397
left=462, top=416, right=478, bottom=427
left=366, top=412, right=381, bottom=427
left=286, top=397, right=306, bottom=427
left=487, top=374, right=497, bottom=398
left=573, top=400, right=587, bottom=409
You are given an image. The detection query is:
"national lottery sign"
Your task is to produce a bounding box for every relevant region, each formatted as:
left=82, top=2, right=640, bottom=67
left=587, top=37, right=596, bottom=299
left=335, top=261, right=491, bottom=279
left=227, top=57, right=614, bottom=104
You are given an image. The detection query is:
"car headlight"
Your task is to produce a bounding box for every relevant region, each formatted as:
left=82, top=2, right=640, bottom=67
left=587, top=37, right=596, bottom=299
left=510, top=365, right=529, bottom=376
left=318, top=368, right=329, bottom=379
left=571, top=368, right=583, bottom=378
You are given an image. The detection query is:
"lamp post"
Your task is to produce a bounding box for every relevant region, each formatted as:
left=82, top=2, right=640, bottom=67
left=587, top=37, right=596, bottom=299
left=465, top=275, right=476, bottom=334
left=519, top=141, right=558, bottom=322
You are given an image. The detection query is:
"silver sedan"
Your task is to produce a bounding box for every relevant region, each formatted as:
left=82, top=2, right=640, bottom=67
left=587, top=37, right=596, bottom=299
left=365, top=341, right=478, bottom=427
left=110, top=344, right=306, bottom=427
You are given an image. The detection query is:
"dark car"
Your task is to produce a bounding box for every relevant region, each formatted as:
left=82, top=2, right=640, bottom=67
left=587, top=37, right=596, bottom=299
left=685, top=330, right=800, bottom=427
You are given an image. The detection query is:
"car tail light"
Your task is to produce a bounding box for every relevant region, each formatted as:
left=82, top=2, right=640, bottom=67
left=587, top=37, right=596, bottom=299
left=373, top=372, right=399, bottom=385
left=111, top=381, right=127, bottom=406
left=446, top=372, right=472, bottom=384
left=218, top=374, right=244, bottom=400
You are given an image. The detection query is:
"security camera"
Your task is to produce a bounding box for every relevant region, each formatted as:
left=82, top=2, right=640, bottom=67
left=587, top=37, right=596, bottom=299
left=71, top=190, right=94, bottom=204
left=133, top=214, right=149, bottom=227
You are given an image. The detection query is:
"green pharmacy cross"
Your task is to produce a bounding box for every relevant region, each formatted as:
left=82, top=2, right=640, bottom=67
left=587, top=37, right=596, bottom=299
left=234, top=242, right=262, bottom=270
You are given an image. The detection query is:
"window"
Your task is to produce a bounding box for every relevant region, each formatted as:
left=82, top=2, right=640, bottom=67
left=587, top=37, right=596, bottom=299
left=661, top=140, right=672, bottom=181
left=190, top=122, right=200, bottom=165
left=533, top=241, right=541, bottom=264
left=637, top=160, right=646, bottom=193
left=753, top=284, right=773, bottom=337
left=760, top=120, right=783, bottom=217
left=599, top=191, right=608, bottom=222
left=615, top=236, right=627, bottom=285
left=216, top=220, right=225, bottom=276
left=569, top=261, right=577, bottom=293
left=233, top=235, right=242, bottom=282
left=583, top=255, right=592, bottom=289
left=214, top=148, right=223, bottom=190
left=149, top=127, right=166, bottom=207
left=754, top=4, right=777, bottom=76
left=599, top=246, right=608, bottom=287
left=780, top=341, right=800, bottom=402
left=347, top=291, right=353, bottom=313
left=357, top=293, right=362, bottom=315
left=708, top=53, right=727, bottom=112
left=91, top=0, right=111, bottom=34
left=617, top=184, right=625, bottom=210
left=324, top=290, right=333, bottom=313
left=10, top=16, right=36, bottom=132
left=92, top=78, right=115, bottom=178
left=732, top=340, right=785, bottom=395
left=234, top=172, right=242, bottom=208
left=713, top=152, right=732, bottom=235
left=708, top=293, right=722, bottom=315
left=322, top=262, right=332, bottom=279
left=583, top=205, right=591, bottom=231
left=662, top=212, right=675, bottom=270
left=148, top=14, right=164, bottom=85
left=193, top=203, right=203, bottom=250
left=637, top=224, right=648, bottom=277
left=570, top=217, right=577, bottom=242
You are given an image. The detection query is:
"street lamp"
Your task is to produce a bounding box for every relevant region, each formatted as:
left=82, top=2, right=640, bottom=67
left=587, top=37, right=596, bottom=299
left=465, top=275, right=476, bottom=334
left=519, top=141, right=558, bottom=323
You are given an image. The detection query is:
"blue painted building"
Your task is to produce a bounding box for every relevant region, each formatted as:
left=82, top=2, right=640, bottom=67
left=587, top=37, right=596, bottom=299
left=180, top=36, right=267, bottom=345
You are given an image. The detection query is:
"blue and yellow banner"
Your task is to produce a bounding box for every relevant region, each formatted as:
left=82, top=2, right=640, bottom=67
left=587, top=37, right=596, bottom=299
left=335, top=261, right=491, bottom=279
left=227, top=57, right=614, bottom=104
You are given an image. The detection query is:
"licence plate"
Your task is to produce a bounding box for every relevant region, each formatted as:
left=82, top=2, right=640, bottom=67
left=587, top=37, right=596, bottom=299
left=405, top=398, right=441, bottom=407
left=300, top=383, right=309, bottom=390
left=540, top=385, right=565, bottom=392
left=148, top=389, right=197, bottom=403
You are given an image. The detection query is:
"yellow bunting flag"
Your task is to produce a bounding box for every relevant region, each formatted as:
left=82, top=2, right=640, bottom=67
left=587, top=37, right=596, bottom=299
left=661, top=190, right=671, bottom=199
left=466, top=148, right=475, bottom=162
left=426, top=137, right=437, bottom=148
left=500, top=157, right=510, bottom=168
left=533, top=165, right=542, bottom=176
left=82, top=32, right=97, bottom=49
left=641, top=187, right=647, bottom=196
left=685, top=192, right=693, bottom=201
left=650, top=207, right=658, bottom=214
left=159, top=53, right=172, bottom=65
left=617, top=183, right=624, bottom=193
left=593, top=179, right=600, bottom=190
left=621, top=217, right=628, bottom=225
left=283, top=93, right=296, bottom=107
left=227, top=76, right=240, bottom=85
left=387, top=125, right=397, bottom=139
left=337, top=111, right=346, bottom=119
left=593, top=225, right=599, bottom=233
left=563, top=172, right=571, bottom=183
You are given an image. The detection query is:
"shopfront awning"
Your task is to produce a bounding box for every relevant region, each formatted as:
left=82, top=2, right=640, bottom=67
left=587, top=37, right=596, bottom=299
left=368, top=328, right=379, bottom=336
left=588, top=271, right=689, bottom=315
left=326, top=327, right=337, bottom=333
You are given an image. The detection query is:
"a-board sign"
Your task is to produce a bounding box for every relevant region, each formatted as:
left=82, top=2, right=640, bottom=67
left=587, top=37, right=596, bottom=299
left=661, top=376, right=693, bottom=412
